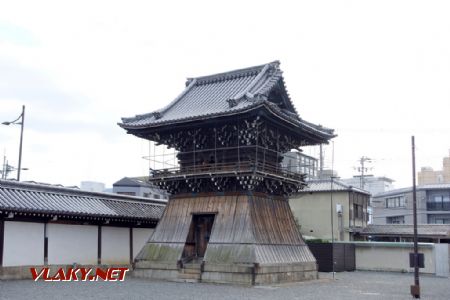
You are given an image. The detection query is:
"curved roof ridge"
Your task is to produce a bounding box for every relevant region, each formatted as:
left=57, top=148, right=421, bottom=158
left=190, top=61, right=280, bottom=85
left=231, top=63, right=272, bottom=101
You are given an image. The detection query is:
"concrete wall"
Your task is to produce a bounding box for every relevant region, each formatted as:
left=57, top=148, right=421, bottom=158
left=132, top=228, right=154, bottom=259
left=2, top=221, right=44, bottom=267
left=354, top=242, right=449, bottom=276
left=47, top=224, right=98, bottom=265
left=101, top=227, right=130, bottom=264
left=290, top=191, right=350, bottom=241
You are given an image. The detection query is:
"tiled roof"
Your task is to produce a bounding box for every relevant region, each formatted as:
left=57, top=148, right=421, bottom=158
left=113, top=177, right=153, bottom=188
left=373, top=183, right=450, bottom=198
left=297, top=179, right=371, bottom=195
left=360, top=224, right=450, bottom=237
left=119, top=61, right=334, bottom=139
left=0, top=180, right=165, bottom=222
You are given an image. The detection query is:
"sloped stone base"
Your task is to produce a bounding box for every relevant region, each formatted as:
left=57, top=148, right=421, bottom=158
left=133, top=193, right=318, bottom=285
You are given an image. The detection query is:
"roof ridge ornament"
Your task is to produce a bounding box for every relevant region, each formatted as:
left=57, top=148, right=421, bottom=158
left=152, top=112, right=162, bottom=119
left=226, top=98, right=238, bottom=108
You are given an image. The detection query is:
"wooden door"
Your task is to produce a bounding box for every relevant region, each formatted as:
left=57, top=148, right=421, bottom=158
left=194, top=214, right=215, bottom=257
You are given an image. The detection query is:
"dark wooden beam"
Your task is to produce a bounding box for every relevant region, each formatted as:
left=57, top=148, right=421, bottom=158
left=44, top=223, right=48, bottom=265
left=98, top=225, right=102, bottom=265
left=129, top=227, right=133, bottom=265
left=0, top=220, right=4, bottom=267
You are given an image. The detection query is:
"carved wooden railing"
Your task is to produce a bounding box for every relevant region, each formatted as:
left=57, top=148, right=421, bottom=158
left=149, top=161, right=304, bottom=182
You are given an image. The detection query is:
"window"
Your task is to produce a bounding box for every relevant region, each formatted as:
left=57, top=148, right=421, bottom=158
left=386, top=216, right=405, bottom=224
left=353, top=204, right=363, bottom=219
left=385, top=196, right=406, bottom=208
left=428, top=214, right=450, bottom=224
left=117, top=191, right=136, bottom=196
left=427, top=194, right=450, bottom=210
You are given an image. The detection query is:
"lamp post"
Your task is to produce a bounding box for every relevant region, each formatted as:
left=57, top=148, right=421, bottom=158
left=2, top=105, right=25, bottom=181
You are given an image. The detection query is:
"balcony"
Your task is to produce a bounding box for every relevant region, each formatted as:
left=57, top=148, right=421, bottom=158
left=149, top=161, right=306, bottom=186
left=426, top=202, right=450, bottom=211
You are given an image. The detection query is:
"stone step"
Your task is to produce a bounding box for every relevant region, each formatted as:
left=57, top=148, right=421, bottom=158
left=181, top=268, right=201, bottom=275
left=183, top=263, right=202, bottom=270
left=178, top=272, right=201, bottom=281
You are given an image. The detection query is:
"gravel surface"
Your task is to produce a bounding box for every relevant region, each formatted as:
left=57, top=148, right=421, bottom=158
left=0, top=271, right=449, bottom=300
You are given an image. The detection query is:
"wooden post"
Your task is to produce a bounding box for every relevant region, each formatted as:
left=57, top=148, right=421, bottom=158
left=44, top=222, right=48, bottom=265
left=129, top=227, right=133, bottom=265
left=0, top=220, right=4, bottom=266
left=98, top=225, right=102, bottom=265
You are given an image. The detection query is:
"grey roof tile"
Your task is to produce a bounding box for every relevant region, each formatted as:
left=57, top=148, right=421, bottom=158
left=360, top=224, right=450, bottom=237
left=0, top=180, right=165, bottom=221
left=119, top=61, right=334, bottom=138
left=297, top=179, right=371, bottom=195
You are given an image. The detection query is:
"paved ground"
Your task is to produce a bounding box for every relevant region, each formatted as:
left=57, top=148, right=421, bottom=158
left=0, top=271, right=449, bottom=300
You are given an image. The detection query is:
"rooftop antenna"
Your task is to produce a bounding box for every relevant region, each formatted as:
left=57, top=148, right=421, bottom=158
left=354, top=156, right=372, bottom=190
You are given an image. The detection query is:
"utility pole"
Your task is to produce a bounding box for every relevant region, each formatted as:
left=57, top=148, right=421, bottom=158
left=358, top=156, right=372, bottom=189
left=17, top=105, right=25, bottom=181
left=319, top=144, right=324, bottom=177
left=1, top=155, right=6, bottom=180
left=2, top=105, right=25, bottom=181
left=330, top=141, right=335, bottom=280
left=410, top=136, right=420, bottom=298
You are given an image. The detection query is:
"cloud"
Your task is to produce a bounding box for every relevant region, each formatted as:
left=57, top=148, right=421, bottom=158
left=0, top=60, right=86, bottom=110
left=0, top=21, right=37, bottom=46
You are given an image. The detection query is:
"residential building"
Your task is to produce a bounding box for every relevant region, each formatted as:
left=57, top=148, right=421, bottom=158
left=341, top=175, right=394, bottom=197
left=113, top=177, right=169, bottom=200
left=290, top=179, right=370, bottom=241
left=418, top=150, right=450, bottom=185
left=341, top=175, right=395, bottom=224
left=282, top=151, right=318, bottom=180
left=372, top=184, right=450, bottom=225
left=0, top=180, right=166, bottom=279
left=80, top=181, right=105, bottom=192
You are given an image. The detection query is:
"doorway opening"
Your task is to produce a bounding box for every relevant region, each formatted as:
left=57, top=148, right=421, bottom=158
left=182, top=214, right=215, bottom=262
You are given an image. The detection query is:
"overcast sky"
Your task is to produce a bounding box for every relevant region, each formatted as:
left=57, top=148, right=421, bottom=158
left=1, top=0, right=449, bottom=189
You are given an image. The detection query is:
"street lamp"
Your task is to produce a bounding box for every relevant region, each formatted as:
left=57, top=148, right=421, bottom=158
left=2, top=105, right=25, bottom=181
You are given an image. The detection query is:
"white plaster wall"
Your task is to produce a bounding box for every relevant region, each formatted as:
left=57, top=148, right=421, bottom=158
left=47, top=224, right=98, bottom=265
left=3, top=221, right=44, bottom=266
left=355, top=242, right=435, bottom=274
left=434, top=244, right=449, bottom=277
left=101, top=227, right=130, bottom=264
left=132, top=228, right=154, bottom=259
